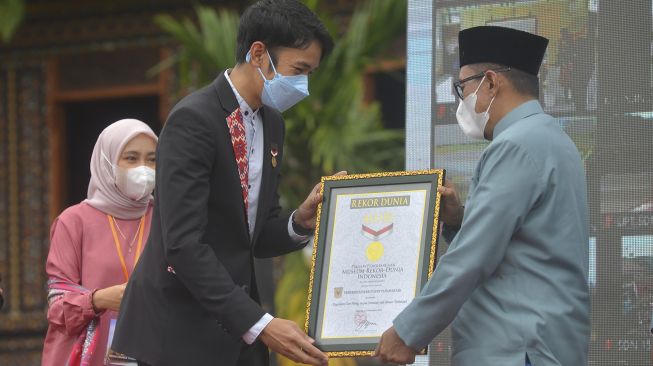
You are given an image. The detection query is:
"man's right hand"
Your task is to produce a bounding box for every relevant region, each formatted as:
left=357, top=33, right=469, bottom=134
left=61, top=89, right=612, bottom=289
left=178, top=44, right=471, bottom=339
left=437, top=179, right=464, bottom=227
left=92, top=283, right=127, bottom=312
left=260, top=318, right=328, bottom=366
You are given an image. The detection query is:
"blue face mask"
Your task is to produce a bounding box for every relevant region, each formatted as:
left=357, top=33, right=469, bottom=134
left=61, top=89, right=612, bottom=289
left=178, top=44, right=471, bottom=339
left=247, top=51, right=309, bottom=112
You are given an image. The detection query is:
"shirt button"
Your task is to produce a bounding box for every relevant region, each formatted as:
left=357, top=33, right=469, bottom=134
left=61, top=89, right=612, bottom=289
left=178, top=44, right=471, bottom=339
left=244, top=111, right=249, bottom=116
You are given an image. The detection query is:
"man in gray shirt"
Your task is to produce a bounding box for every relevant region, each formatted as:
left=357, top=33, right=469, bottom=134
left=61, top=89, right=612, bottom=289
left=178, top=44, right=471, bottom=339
left=375, top=26, right=590, bottom=366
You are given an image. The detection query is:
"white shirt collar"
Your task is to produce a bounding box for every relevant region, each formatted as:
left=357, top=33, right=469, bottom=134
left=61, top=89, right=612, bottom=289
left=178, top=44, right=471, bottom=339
left=224, top=70, right=259, bottom=120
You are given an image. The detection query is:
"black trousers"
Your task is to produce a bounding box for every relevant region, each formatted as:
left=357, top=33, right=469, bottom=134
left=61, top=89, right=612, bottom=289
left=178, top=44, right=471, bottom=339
left=135, top=341, right=267, bottom=366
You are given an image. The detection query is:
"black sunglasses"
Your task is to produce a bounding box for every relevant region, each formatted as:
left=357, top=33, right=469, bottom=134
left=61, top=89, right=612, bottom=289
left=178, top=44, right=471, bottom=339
left=453, top=67, right=511, bottom=99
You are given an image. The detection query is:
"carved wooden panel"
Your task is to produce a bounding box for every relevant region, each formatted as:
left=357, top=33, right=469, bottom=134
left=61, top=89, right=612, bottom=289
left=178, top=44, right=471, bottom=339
left=0, top=63, right=50, bottom=365
left=58, top=47, right=160, bottom=91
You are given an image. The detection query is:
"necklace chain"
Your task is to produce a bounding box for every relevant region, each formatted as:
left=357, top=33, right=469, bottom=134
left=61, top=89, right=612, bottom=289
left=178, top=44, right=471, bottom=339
left=112, top=218, right=140, bottom=253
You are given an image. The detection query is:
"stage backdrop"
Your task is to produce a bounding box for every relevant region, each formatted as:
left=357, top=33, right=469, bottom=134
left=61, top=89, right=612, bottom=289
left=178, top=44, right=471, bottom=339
left=406, top=0, right=653, bottom=365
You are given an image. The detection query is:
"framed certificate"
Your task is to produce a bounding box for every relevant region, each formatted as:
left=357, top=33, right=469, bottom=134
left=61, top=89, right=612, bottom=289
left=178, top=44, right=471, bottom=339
left=305, top=170, right=444, bottom=357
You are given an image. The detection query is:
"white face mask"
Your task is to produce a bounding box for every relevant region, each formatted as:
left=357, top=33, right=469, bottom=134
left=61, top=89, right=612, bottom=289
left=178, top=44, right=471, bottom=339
left=455, top=76, right=495, bottom=140
left=115, top=165, right=156, bottom=201
left=103, top=152, right=155, bottom=201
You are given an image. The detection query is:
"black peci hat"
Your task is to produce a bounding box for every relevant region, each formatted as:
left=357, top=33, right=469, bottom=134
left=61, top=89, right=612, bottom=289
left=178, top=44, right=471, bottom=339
left=458, top=26, right=549, bottom=76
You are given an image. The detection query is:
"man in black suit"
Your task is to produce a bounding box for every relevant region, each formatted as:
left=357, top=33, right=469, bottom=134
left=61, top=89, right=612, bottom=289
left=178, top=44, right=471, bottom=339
left=111, top=1, right=335, bottom=365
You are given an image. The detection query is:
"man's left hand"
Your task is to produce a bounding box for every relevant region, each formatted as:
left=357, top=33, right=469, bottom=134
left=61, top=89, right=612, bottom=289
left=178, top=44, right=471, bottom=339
left=294, top=171, right=347, bottom=230
left=374, top=326, right=417, bottom=365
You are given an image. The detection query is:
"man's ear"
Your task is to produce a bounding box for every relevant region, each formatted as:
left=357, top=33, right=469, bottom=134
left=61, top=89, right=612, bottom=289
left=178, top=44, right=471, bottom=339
left=248, top=41, right=267, bottom=68
left=486, top=71, right=496, bottom=89
left=486, top=70, right=501, bottom=96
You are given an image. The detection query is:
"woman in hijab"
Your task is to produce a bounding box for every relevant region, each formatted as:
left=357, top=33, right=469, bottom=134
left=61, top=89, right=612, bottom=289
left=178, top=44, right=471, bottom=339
left=42, top=119, right=158, bottom=366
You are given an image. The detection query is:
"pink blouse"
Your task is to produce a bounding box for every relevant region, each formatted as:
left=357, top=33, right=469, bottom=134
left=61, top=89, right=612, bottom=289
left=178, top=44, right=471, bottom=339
left=42, top=202, right=152, bottom=366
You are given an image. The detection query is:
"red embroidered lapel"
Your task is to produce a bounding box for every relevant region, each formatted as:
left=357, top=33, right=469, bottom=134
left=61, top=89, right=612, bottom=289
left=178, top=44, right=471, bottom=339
left=226, top=108, right=249, bottom=221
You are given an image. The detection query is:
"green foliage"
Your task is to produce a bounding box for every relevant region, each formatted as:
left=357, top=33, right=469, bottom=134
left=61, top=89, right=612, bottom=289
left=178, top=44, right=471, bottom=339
left=274, top=0, right=408, bottom=206
left=0, top=0, right=25, bottom=43
left=152, top=6, right=240, bottom=92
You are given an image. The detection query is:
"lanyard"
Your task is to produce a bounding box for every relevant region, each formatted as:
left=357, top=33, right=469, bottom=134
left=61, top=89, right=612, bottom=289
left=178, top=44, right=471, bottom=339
left=107, top=215, right=145, bottom=282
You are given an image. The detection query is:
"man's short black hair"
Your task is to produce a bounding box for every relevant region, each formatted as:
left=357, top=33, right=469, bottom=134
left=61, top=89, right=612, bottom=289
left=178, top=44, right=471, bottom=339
left=236, top=0, right=334, bottom=64
left=471, top=62, right=540, bottom=98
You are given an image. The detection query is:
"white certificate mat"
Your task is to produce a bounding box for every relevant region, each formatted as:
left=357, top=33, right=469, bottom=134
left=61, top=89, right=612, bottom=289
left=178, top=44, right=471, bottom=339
left=320, top=189, right=427, bottom=339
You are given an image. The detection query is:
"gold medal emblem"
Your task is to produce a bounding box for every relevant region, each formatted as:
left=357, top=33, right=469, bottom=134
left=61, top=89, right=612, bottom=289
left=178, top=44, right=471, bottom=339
left=366, top=241, right=384, bottom=262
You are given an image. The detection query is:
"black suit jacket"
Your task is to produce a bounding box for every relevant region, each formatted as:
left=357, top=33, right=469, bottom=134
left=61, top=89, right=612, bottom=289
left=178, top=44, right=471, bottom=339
left=112, top=72, right=305, bottom=366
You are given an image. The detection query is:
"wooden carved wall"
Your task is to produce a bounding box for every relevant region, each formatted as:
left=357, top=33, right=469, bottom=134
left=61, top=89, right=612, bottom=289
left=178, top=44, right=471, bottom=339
left=0, top=63, right=50, bottom=364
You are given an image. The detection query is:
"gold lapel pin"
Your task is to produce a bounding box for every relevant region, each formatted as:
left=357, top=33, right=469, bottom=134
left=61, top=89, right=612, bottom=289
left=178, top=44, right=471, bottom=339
left=271, top=145, right=279, bottom=168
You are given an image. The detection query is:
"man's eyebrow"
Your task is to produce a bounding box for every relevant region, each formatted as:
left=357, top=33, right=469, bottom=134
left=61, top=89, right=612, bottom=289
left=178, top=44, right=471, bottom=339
left=293, top=61, right=312, bottom=70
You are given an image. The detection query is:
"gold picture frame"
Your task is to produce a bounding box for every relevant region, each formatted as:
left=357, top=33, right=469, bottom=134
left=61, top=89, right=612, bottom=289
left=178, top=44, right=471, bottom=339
left=304, top=170, right=444, bottom=357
